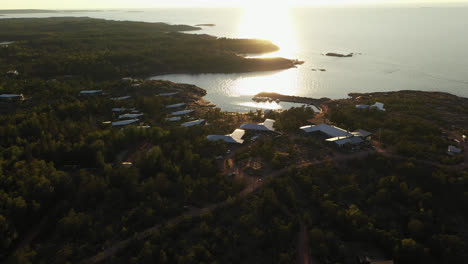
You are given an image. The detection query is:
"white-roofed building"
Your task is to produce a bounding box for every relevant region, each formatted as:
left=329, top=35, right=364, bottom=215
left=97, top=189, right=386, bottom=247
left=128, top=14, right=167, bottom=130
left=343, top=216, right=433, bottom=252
left=119, top=113, right=144, bottom=119
left=447, top=145, right=462, bottom=156
left=240, top=119, right=276, bottom=132
left=181, top=119, right=205, bottom=127
left=6, top=70, right=19, bottom=76
left=166, top=117, right=182, bottom=122
left=111, top=96, right=131, bottom=101
left=112, top=108, right=126, bottom=112
left=172, top=110, right=194, bottom=116
left=300, top=123, right=372, bottom=148
left=356, top=102, right=386, bottom=111
left=355, top=104, right=369, bottom=109
left=207, top=129, right=246, bottom=144
left=112, top=119, right=139, bottom=127
left=121, top=162, right=133, bottom=167
left=300, top=123, right=351, bottom=138
left=80, top=90, right=102, bottom=96
left=0, top=94, right=24, bottom=102
left=166, top=103, right=186, bottom=109
left=326, top=136, right=364, bottom=146
left=371, top=102, right=386, bottom=111
left=352, top=129, right=373, bottom=140
left=159, top=92, right=179, bottom=97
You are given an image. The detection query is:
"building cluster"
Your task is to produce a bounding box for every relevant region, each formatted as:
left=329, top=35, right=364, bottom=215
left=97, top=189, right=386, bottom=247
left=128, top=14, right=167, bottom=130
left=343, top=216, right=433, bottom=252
left=207, top=119, right=277, bottom=144
left=80, top=82, right=206, bottom=128
left=300, top=123, right=373, bottom=148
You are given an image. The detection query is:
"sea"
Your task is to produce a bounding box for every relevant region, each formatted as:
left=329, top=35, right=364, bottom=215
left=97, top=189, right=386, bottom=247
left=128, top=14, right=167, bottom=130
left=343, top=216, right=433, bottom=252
left=2, top=6, right=468, bottom=112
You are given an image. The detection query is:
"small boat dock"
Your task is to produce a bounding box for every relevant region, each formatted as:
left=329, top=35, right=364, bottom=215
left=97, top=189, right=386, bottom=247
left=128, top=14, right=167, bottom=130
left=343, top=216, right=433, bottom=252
left=253, top=92, right=329, bottom=112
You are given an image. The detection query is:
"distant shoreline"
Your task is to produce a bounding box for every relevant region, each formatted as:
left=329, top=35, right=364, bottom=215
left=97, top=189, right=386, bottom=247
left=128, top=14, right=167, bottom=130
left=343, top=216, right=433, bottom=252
left=0, top=9, right=111, bottom=14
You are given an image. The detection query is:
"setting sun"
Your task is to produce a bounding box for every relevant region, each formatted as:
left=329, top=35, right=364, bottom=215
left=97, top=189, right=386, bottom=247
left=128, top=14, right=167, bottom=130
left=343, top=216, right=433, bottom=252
left=237, top=4, right=298, bottom=58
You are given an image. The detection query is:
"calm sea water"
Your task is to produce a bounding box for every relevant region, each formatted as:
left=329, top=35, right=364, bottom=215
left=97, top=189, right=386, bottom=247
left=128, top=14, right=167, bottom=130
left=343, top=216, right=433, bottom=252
left=2, top=7, right=468, bottom=112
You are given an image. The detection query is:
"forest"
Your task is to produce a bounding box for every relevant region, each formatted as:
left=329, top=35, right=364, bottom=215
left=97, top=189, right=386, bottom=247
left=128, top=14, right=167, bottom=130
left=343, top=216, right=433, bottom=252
left=0, top=16, right=467, bottom=264
left=0, top=17, right=300, bottom=80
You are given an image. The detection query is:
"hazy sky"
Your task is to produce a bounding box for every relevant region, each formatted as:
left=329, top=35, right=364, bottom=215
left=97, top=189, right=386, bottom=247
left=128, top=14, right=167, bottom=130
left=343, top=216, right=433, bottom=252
left=2, top=0, right=468, bottom=9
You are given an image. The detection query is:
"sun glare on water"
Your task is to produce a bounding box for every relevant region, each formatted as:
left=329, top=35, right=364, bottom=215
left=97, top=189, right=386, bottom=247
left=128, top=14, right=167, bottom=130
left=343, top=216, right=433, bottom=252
left=237, top=2, right=298, bottom=58
left=222, top=1, right=301, bottom=103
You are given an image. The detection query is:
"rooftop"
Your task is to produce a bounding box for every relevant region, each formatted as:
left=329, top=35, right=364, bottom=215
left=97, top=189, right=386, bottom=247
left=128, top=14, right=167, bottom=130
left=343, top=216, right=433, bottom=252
left=111, top=96, right=131, bottom=101
left=80, top=90, right=102, bottom=94
left=112, top=119, right=139, bottom=127
left=118, top=113, right=144, bottom=119
left=353, top=129, right=373, bottom=138
left=181, top=119, right=205, bottom=127
left=207, top=129, right=246, bottom=144
left=300, top=123, right=351, bottom=138
left=166, top=103, right=186, bottom=109
left=240, top=119, right=276, bottom=132
left=0, top=94, right=23, bottom=98
left=172, top=110, right=194, bottom=116
left=159, top=92, right=179, bottom=97
left=326, top=135, right=364, bottom=146
left=165, top=117, right=182, bottom=122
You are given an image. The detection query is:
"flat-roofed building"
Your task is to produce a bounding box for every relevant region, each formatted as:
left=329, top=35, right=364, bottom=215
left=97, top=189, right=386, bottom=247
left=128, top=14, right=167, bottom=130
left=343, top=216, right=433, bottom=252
left=300, top=123, right=351, bottom=138
left=172, top=110, right=194, bottom=116
left=207, top=129, right=246, bottom=144
left=112, top=119, right=139, bottom=127
left=111, top=96, right=131, bottom=101
left=0, top=94, right=24, bottom=102
left=447, top=145, right=462, bottom=156
left=118, top=113, right=144, bottom=119
left=165, top=117, right=182, bottom=122
left=80, top=90, right=103, bottom=96
left=166, top=103, right=186, bottom=109
left=301, top=123, right=372, bottom=148
left=352, top=129, right=373, bottom=140
left=240, top=119, right=276, bottom=132
left=181, top=119, right=205, bottom=127
left=159, top=92, right=179, bottom=97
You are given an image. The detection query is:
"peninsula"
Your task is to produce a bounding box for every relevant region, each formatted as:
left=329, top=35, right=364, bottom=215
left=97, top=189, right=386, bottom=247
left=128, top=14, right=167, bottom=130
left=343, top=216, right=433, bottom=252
left=0, top=17, right=302, bottom=80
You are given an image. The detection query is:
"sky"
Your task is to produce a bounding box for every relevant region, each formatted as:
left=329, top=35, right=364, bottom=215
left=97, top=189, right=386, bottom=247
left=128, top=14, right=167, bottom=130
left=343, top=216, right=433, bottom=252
left=2, top=0, right=468, bottom=9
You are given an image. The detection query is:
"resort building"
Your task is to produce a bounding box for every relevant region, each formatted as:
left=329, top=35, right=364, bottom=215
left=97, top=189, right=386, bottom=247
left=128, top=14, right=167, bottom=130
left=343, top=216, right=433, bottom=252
left=111, top=96, right=131, bottom=101
left=112, top=108, right=127, bottom=112
left=447, top=145, right=462, bottom=156
left=165, top=103, right=186, bottom=109
left=352, top=129, right=373, bottom=141
left=0, top=94, right=24, bottom=102
left=118, top=113, right=144, bottom=119
left=112, top=119, right=139, bottom=127
left=159, top=92, right=179, bottom=97
left=166, top=117, right=182, bottom=122
left=207, top=129, right=246, bottom=144
left=172, top=110, right=194, bottom=116
left=301, top=123, right=373, bottom=148
left=6, top=70, right=19, bottom=76
left=300, top=123, right=351, bottom=138
left=355, top=102, right=386, bottom=111
left=80, top=90, right=103, bottom=96
left=371, top=102, right=386, bottom=111
left=240, top=119, right=276, bottom=132
left=181, top=119, right=206, bottom=127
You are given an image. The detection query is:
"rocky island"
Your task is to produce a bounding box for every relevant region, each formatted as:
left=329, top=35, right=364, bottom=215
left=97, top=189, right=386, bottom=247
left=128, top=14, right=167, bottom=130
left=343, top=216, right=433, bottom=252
left=325, top=52, right=354, bottom=57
